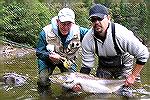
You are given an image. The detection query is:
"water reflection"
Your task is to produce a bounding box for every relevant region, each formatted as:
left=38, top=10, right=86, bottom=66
left=38, top=88, right=150, bottom=100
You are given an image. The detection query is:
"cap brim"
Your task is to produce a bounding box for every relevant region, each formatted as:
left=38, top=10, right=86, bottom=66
left=59, top=16, right=75, bottom=23
left=89, top=13, right=105, bottom=18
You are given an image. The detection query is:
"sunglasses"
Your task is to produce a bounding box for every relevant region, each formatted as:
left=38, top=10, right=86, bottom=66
left=90, top=16, right=107, bottom=22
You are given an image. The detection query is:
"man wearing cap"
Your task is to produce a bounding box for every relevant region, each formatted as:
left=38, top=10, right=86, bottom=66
left=75, top=4, right=149, bottom=95
left=36, top=8, right=88, bottom=94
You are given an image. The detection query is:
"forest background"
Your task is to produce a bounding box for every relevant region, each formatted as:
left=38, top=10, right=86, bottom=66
left=1, top=0, right=150, bottom=47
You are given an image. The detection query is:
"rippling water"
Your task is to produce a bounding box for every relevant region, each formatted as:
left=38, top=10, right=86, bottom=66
left=0, top=52, right=150, bottom=100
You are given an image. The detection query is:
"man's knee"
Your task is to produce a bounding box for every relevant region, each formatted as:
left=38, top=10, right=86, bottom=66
left=38, top=68, right=50, bottom=86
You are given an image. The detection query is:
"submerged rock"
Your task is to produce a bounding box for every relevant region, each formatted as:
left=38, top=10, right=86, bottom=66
left=2, top=72, right=29, bottom=86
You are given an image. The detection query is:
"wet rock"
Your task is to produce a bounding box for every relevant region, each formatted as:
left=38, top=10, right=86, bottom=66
left=2, top=72, right=29, bottom=86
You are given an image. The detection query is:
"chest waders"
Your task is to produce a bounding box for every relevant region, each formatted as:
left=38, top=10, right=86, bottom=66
left=94, top=23, right=124, bottom=79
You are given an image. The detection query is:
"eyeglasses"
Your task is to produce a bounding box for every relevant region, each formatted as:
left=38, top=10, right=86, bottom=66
left=90, top=17, right=104, bottom=22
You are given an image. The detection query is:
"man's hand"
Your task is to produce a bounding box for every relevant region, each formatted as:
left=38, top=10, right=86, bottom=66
left=72, top=84, right=82, bottom=92
left=125, top=74, right=136, bottom=86
left=125, top=64, right=144, bottom=86
left=49, top=52, right=65, bottom=63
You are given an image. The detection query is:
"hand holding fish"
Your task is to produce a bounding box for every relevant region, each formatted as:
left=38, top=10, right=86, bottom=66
left=72, top=83, right=82, bottom=92
left=125, top=74, right=136, bottom=86
left=49, top=52, right=66, bottom=63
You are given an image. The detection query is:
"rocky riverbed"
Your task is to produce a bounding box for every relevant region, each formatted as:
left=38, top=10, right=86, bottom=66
left=0, top=43, right=35, bottom=59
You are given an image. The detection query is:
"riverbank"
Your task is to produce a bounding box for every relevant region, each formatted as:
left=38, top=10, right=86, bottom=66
left=0, top=41, right=35, bottom=60
left=0, top=40, right=149, bottom=60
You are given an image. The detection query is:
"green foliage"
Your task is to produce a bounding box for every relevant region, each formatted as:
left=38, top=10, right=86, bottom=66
left=72, top=3, right=90, bottom=28
left=110, top=3, right=149, bottom=43
left=2, top=0, right=51, bottom=47
left=82, top=0, right=92, bottom=8
left=94, top=0, right=113, bottom=7
left=2, top=0, right=150, bottom=47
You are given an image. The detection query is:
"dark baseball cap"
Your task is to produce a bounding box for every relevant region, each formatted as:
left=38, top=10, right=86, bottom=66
left=89, top=4, right=108, bottom=18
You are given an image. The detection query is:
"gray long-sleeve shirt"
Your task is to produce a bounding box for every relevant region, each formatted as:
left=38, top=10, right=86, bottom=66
left=81, top=22, right=149, bottom=69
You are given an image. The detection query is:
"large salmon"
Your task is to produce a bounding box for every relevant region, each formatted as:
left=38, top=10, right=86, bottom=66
left=49, top=72, right=125, bottom=93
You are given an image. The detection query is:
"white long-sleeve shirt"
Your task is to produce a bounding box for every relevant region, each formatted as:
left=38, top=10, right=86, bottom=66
left=81, top=22, right=149, bottom=69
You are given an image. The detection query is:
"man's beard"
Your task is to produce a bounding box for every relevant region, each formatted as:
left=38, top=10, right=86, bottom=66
left=94, top=27, right=103, bottom=37
left=93, top=24, right=103, bottom=33
left=94, top=30, right=102, bottom=37
left=94, top=27, right=106, bottom=41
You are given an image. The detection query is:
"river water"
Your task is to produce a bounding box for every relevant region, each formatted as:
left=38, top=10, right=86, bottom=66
left=0, top=51, right=150, bottom=100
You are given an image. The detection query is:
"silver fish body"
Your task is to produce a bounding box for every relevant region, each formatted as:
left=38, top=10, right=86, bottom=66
left=49, top=72, right=125, bottom=93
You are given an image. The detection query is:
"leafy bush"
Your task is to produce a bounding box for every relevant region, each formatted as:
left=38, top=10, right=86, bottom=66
left=110, top=3, right=149, bottom=43
left=2, top=0, right=51, bottom=47
left=2, top=0, right=149, bottom=47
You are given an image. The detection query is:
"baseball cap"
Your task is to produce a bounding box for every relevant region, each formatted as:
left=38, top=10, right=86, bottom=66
left=58, top=8, right=75, bottom=23
left=89, top=4, right=108, bottom=18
